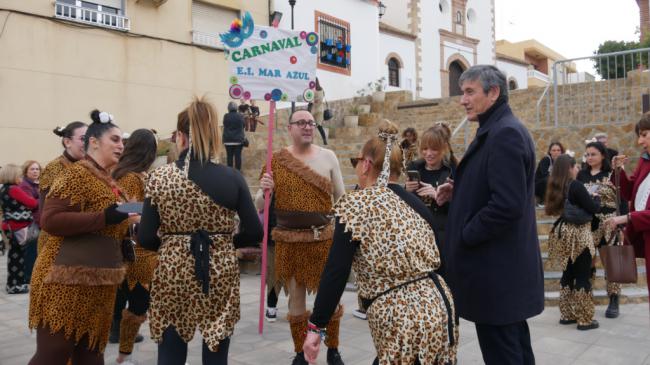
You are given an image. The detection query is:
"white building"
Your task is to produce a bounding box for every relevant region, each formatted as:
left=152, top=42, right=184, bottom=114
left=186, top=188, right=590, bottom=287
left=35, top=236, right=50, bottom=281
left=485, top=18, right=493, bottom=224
left=271, top=0, right=496, bottom=101
left=496, top=54, right=529, bottom=91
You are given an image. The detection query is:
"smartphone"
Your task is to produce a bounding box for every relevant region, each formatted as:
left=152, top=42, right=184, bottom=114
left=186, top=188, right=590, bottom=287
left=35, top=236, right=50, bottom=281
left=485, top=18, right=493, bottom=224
left=407, top=170, right=421, bottom=183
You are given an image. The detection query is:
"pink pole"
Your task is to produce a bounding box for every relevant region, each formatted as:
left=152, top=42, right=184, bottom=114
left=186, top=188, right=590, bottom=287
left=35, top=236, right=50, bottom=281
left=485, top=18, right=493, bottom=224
left=259, top=100, right=275, bottom=334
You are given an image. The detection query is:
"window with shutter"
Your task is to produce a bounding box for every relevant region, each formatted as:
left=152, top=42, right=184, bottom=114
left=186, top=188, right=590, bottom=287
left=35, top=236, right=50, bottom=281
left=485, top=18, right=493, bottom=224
left=388, top=58, right=400, bottom=87
left=192, top=1, right=240, bottom=49
left=315, top=11, right=351, bottom=76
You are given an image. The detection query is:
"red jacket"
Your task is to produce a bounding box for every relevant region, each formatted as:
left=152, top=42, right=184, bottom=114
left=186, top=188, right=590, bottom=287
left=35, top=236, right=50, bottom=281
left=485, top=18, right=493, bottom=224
left=619, top=154, right=650, bottom=258
left=1, top=185, right=38, bottom=231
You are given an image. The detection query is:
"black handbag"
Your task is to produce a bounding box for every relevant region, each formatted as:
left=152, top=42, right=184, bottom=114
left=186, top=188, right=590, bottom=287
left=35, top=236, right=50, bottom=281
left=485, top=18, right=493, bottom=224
left=323, top=104, right=333, bottom=121
left=561, top=186, right=593, bottom=225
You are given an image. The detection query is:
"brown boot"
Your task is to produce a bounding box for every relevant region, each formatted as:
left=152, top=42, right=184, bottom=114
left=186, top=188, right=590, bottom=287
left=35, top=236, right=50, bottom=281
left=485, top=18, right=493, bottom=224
left=288, top=311, right=311, bottom=354
left=324, top=305, right=344, bottom=349
left=574, top=289, right=599, bottom=330
left=558, top=287, right=576, bottom=324
left=118, top=309, right=147, bottom=354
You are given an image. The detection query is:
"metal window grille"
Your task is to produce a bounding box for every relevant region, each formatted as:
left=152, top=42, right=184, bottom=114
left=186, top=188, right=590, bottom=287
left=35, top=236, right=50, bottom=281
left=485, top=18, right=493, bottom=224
left=388, top=58, right=400, bottom=87
left=318, top=16, right=349, bottom=69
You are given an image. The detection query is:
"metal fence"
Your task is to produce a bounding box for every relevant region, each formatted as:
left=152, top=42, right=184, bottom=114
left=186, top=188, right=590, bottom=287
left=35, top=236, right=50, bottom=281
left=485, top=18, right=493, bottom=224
left=54, top=2, right=130, bottom=32
left=536, top=47, right=650, bottom=127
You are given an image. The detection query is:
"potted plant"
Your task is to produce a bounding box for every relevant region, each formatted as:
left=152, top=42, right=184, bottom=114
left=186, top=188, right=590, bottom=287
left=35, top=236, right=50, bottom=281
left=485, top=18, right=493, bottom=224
left=371, top=77, right=386, bottom=103
left=344, top=105, right=360, bottom=128
left=355, top=88, right=371, bottom=114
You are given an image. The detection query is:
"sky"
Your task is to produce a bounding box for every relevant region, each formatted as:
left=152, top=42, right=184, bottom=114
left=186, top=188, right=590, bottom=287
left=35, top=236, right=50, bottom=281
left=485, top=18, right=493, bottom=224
left=495, top=0, right=640, bottom=75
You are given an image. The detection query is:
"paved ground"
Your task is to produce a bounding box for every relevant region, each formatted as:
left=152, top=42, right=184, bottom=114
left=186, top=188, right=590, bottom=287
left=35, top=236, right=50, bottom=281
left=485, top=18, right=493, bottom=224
left=1, top=259, right=650, bottom=365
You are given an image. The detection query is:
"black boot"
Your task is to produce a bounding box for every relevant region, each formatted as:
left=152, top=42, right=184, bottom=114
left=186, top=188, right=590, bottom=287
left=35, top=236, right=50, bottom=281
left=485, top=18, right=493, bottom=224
left=605, top=294, right=620, bottom=318
left=291, top=352, right=308, bottom=365
left=327, top=348, right=345, bottom=365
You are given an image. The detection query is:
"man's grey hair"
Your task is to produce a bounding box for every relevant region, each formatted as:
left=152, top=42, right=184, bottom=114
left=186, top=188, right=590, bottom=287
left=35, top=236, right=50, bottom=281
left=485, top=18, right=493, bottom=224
left=227, top=101, right=238, bottom=112
left=594, top=132, right=608, bottom=139
left=458, top=65, right=509, bottom=103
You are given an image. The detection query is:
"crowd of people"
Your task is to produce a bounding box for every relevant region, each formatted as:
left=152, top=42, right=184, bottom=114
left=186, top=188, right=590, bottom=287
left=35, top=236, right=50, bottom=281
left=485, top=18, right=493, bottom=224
left=0, top=64, right=649, bottom=365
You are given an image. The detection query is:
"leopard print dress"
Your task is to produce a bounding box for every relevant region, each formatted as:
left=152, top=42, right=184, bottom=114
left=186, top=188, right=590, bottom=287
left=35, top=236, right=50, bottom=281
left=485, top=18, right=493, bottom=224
left=145, top=164, right=239, bottom=352
left=117, top=172, right=158, bottom=290
left=334, top=186, right=458, bottom=365
left=35, top=155, right=73, bottom=253
left=29, top=161, right=129, bottom=352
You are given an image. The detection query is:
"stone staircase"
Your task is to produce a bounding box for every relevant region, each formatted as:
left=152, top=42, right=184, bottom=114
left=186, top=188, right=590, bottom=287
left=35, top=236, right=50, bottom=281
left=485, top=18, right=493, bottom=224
left=234, top=86, right=648, bottom=306
left=535, top=208, right=648, bottom=306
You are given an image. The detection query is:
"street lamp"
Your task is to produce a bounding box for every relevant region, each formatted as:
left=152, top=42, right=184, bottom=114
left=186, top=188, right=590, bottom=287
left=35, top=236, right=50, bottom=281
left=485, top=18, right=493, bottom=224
left=289, top=0, right=296, bottom=114
left=378, top=2, right=386, bottom=18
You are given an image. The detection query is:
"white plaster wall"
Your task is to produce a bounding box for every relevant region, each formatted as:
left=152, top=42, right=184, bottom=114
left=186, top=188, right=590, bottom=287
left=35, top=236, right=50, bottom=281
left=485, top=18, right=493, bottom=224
left=379, top=33, right=416, bottom=96
left=272, top=0, right=379, bottom=102
left=419, top=0, right=452, bottom=98
left=443, top=41, right=474, bottom=67
left=381, top=0, right=409, bottom=32
left=466, top=0, right=495, bottom=65
left=496, top=59, right=528, bottom=89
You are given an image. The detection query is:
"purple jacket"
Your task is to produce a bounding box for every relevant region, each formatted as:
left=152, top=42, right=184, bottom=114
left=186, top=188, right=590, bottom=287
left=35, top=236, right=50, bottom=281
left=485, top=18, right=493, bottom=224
left=19, top=178, right=40, bottom=227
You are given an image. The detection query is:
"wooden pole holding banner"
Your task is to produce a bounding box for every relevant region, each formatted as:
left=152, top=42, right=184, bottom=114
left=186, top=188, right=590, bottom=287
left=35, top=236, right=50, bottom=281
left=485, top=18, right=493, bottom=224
left=258, top=101, right=275, bottom=334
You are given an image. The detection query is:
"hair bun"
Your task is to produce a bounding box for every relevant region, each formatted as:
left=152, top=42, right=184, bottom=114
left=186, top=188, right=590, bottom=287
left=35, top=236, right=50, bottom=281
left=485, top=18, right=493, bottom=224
left=90, top=109, right=113, bottom=124
left=53, top=126, right=65, bottom=137
left=378, top=119, right=399, bottom=142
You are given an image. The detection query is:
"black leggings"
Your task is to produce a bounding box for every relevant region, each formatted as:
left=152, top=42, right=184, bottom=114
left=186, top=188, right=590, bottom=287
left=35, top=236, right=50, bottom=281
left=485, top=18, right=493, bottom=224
left=561, top=248, right=592, bottom=291
left=316, top=125, right=328, bottom=145
left=158, top=326, right=230, bottom=365
left=225, top=145, right=243, bottom=171
left=267, top=286, right=278, bottom=308
left=28, top=326, right=103, bottom=365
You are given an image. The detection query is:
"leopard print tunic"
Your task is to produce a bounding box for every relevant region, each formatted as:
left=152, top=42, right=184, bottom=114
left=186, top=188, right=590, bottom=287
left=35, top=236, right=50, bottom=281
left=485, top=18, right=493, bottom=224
left=117, top=172, right=158, bottom=290
left=548, top=220, right=595, bottom=270
left=584, top=177, right=618, bottom=247
left=269, top=149, right=334, bottom=293
left=29, top=162, right=129, bottom=352
left=334, top=186, right=458, bottom=364
left=145, top=164, right=239, bottom=352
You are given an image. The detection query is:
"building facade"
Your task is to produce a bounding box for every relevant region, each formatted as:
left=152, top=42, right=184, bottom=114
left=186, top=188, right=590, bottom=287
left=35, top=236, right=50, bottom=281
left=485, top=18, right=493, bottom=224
left=0, top=0, right=268, bottom=166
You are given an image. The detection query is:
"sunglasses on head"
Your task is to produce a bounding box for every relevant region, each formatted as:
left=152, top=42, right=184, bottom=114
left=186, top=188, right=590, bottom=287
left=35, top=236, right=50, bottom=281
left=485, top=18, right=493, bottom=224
left=350, top=157, right=372, bottom=168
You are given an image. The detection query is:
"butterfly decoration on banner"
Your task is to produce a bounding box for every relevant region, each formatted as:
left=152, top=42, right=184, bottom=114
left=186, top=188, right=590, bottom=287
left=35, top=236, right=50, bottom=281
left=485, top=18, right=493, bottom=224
left=220, top=12, right=255, bottom=48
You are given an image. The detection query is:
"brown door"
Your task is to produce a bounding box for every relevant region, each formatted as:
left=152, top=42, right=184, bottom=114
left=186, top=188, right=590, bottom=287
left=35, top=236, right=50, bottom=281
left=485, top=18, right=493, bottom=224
left=449, top=61, right=465, bottom=96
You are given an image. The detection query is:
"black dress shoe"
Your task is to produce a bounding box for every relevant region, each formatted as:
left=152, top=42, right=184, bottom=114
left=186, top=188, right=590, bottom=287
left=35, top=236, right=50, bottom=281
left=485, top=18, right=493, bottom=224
left=577, top=320, right=599, bottom=331
left=134, top=333, right=144, bottom=343
left=327, top=348, right=345, bottom=365
left=559, top=319, right=577, bottom=325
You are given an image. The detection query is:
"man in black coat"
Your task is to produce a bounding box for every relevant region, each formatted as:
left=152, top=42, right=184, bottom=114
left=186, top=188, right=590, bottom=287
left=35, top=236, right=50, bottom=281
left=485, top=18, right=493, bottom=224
left=436, top=65, right=544, bottom=364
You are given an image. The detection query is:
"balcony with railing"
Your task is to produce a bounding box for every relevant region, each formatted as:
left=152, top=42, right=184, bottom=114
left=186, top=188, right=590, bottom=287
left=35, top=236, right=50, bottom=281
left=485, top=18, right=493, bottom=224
left=54, top=2, right=130, bottom=32
left=527, top=69, right=550, bottom=84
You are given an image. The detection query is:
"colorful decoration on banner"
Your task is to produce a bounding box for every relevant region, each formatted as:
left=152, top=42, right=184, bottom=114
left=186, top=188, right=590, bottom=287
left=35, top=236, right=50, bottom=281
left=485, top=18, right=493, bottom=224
left=220, top=12, right=255, bottom=48
left=221, top=12, right=318, bottom=102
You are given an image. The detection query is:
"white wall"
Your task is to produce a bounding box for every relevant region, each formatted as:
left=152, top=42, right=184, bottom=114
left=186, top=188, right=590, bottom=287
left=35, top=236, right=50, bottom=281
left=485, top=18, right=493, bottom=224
left=496, top=59, right=528, bottom=90
left=379, top=33, right=416, bottom=96
left=272, top=0, right=379, bottom=102
left=381, top=0, right=410, bottom=32
left=419, top=0, right=451, bottom=98
left=466, top=0, right=494, bottom=65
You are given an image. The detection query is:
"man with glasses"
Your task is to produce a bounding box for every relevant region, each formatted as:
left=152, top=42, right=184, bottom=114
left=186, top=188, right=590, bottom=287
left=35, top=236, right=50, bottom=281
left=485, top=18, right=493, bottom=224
left=255, top=110, right=345, bottom=365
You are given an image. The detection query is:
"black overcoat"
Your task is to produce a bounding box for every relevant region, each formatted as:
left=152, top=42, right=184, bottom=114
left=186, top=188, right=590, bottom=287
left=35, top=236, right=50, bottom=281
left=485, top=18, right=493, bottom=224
left=444, top=101, right=544, bottom=325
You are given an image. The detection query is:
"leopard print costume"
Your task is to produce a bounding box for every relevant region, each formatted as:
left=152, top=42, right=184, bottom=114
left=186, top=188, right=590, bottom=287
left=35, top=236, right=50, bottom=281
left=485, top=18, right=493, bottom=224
left=146, top=164, right=239, bottom=352
left=269, top=149, right=334, bottom=293
left=548, top=221, right=595, bottom=270
left=36, top=155, right=74, bottom=253
left=584, top=177, right=622, bottom=296
left=29, top=161, right=129, bottom=352
left=334, top=186, right=458, bottom=364
left=117, top=172, right=158, bottom=290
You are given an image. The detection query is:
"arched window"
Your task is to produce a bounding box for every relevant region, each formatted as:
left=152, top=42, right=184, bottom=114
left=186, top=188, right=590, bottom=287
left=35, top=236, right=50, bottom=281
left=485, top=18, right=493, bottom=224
left=456, top=11, right=462, bottom=24
left=508, top=78, right=518, bottom=90
left=388, top=58, right=400, bottom=87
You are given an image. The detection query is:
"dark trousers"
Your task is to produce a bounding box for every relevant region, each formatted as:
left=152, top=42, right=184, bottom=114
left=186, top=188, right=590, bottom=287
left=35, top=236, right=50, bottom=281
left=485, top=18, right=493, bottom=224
left=561, top=248, right=592, bottom=291
left=23, top=236, right=38, bottom=282
left=3, top=230, right=27, bottom=293
left=267, top=286, right=278, bottom=308
left=225, top=145, right=243, bottom=171
left=316, top=125, right=328, bottom=145
left=475, top=321, right=535, bottom=365
left=158, top=326, right=230, bottom=365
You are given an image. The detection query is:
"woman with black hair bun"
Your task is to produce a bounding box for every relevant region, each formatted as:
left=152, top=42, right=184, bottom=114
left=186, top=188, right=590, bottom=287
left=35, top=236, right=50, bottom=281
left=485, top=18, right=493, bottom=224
left=28, top=109, right=131, bottom=365
left=577, top=141, right=622, bottom=318
left=111, top=129, right=159, bottom=365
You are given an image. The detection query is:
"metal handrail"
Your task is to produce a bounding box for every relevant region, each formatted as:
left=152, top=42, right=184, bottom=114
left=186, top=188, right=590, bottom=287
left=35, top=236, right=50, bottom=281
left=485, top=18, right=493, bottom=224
left=535, top=83, right=551, bottom=126
left=451, top=117, right=468, bottom=138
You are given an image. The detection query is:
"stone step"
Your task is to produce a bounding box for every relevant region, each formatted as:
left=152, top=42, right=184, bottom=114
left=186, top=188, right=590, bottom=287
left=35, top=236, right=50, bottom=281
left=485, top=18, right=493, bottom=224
left=544, top=287, right=648, bottom=306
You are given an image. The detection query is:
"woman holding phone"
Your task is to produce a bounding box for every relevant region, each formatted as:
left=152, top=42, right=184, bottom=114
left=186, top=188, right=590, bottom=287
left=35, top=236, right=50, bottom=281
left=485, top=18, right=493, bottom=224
left=405, top=123, right=458, bottom=255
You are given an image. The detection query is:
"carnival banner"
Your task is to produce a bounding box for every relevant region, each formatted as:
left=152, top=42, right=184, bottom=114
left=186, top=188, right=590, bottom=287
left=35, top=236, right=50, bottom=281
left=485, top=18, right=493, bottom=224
left=221, top=13, right=318, bottom=103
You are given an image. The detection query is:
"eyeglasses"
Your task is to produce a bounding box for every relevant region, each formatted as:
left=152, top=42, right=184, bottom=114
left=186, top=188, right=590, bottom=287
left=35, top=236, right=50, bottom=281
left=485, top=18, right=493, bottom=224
left=289, top=119, right=317, bottom=128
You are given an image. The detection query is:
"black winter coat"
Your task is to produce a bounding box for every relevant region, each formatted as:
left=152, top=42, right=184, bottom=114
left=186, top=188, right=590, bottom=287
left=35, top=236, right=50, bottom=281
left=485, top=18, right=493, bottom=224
left=444, top=101, right=544, bottom=325
left=222, top=111, right=246, bottom=144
